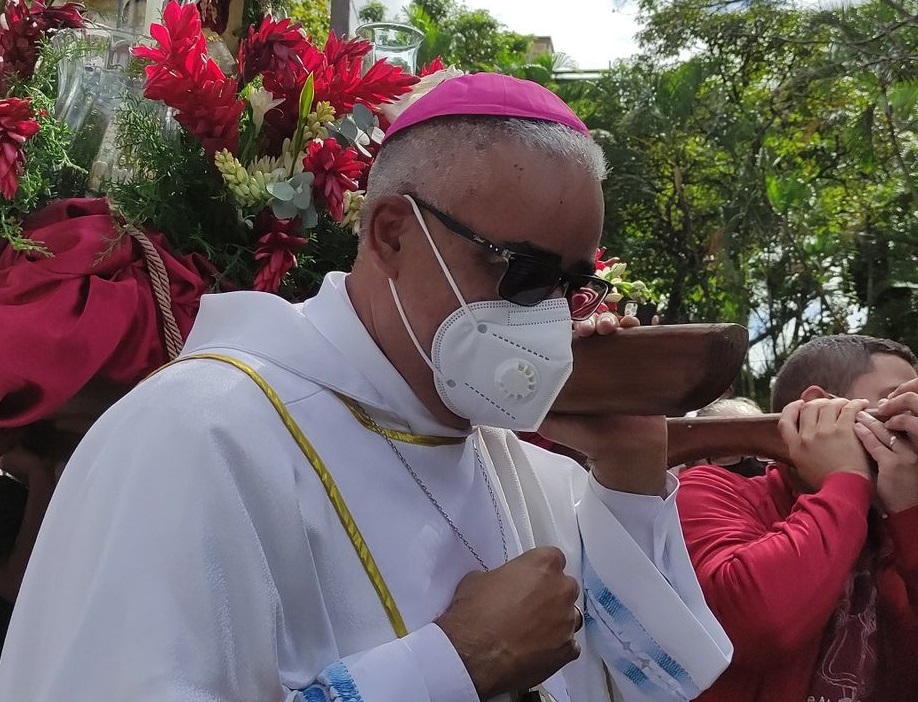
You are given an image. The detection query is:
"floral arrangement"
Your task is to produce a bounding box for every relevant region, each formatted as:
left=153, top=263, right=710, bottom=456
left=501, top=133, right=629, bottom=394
left=594, top=247, right=653, bottom=315
left=0, top=0, right=84, bottom=248
left=121, top=0, right=425, bottom=293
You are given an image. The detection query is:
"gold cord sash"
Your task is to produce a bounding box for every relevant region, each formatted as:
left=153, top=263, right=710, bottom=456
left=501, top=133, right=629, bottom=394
left=165, top=353, right=408, bottom=638
left=335, top=393, right=465, bottom=447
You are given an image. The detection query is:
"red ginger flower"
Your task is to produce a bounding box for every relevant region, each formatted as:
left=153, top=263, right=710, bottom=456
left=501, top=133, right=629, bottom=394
left=302, top=139, right=366, bottom=222
left=252, top=210, right=308, bottom=293
left=0, top=0, right=84, bottom=91
left=594, top=246, right=620, bottom=271
left=313, top=32, right=418, bottom=114
left=132, top=0, right=245, bottom=155
left=35, top=1, right=84, bottom=31
left=0, top=97, right=40, bottom=200
left=238, top=23, right=418, bottom=153
left=237, top=16, right=309, bottom=88
left=420, top=57, right=445, bottom=76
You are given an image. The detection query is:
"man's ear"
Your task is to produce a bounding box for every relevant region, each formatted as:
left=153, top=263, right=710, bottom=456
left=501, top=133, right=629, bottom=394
left=800, top=385, right=831, bottom=402
left=359, top=195, right=414, bottom=280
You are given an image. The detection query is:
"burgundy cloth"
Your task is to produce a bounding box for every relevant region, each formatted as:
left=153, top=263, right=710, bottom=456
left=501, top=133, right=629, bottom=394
left=382, top=72, right=591, bottom=142
left=0, top=198, right=215, bottom=428
left=807, top=543, right=880, bottom=701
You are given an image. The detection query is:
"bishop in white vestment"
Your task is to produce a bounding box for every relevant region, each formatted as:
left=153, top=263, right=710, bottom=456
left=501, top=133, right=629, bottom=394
left=0, top=73, right=731, bottom=702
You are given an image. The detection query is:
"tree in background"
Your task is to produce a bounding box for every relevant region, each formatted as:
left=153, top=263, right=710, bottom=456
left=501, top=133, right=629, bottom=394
left=362, top=0, right=533, bottom=73
left=284, top=0, right=330, bottom=42
left=358, top=0, right=387, bottom=23
left=563, top=0, right=918, bottom=401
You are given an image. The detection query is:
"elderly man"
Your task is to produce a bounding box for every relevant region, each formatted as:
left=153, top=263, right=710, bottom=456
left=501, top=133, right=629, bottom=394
left=0, top=74, right=730, bottom=701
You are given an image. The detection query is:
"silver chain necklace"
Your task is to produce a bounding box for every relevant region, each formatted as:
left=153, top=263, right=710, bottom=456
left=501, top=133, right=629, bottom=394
left=367, top=415, right=509, bottom=571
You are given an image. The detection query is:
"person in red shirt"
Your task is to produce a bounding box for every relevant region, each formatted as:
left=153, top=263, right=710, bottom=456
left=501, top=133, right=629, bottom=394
left=677, top=334, right=918, bottom=702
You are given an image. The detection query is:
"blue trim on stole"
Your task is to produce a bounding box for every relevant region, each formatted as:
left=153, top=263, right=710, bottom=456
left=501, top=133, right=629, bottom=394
left=298, top=661, right=365, bottom=702
left=583, top=558, right=699, bottom=700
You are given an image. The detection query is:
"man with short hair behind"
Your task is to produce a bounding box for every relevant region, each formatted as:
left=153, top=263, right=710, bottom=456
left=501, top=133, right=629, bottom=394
left=678, top=334, right=918, bottom=702
left=0, top=74, right=731, bottom=701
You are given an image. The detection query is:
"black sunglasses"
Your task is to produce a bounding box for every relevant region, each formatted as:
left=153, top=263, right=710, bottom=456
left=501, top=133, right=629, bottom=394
left=408, top=195, right=611, bottom=321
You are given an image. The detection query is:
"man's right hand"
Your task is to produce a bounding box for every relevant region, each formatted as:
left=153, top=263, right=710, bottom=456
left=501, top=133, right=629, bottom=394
left=778, top=397, right=872, bottom=491
left=435, top=546, right=582, bottom=700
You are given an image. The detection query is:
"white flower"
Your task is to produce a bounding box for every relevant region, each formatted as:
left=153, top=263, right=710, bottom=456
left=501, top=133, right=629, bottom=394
left=247, top=154, right=288, bottom=182
left=341, top=190, right=365, bottom=231
left=247, top=87, right=284, bottom=132
left=599, top=262, right=627, bottom=280
left=246, top=137, right=308, bottom=183
left=378, top=66, right=464, bottom=124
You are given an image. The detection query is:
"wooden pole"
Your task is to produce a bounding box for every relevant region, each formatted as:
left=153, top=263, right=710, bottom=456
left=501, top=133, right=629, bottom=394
left=330, top=0, right=350, bottom=37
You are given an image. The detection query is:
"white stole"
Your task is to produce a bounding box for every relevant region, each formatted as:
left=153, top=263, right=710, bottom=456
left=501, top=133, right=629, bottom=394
left=478, top=428, right=732, bottom=702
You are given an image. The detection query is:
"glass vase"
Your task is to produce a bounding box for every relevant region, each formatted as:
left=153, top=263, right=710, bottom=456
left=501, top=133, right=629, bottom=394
left=354, top=22, right=426, bottom=75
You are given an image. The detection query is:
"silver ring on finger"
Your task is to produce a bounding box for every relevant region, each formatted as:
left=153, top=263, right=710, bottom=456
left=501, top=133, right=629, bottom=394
left=889, top=435, right=899, bottom=450
left=573, top=603, right=584, bottom=632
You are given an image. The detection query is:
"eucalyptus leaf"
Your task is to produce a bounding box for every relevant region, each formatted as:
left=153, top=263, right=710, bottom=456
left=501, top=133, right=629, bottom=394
left=267, top=181, right=296, bottom=201
left=271, top=198, right=300, bottom=220
left=292, top=187, right=313, bottom=209
left=370, top=126, right=385, bottom=144
left=351, top=103, right=375, bottom=131
left=291, top=171, right=315, bottom=188
left=332, top=133, right=351, bottom=150
left=353, top=140, right=373, bottom=159
left=302, top=205, right=319, bottom=229
left=339, top=118, right=359, bottom=141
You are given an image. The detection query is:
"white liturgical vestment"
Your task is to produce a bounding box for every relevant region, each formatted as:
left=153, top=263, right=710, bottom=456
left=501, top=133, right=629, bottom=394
left=0, top=272, right=731, bottom=702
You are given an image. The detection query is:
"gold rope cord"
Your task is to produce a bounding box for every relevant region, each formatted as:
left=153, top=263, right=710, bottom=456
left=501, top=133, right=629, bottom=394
left=166, top=353, right=408, bottom=638
left=335, top=393, right=464, bottom=447
left=126, top=225, right=184, bottom=361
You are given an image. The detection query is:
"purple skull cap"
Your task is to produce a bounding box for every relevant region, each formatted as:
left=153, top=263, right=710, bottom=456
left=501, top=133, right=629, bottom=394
left=383, top=72, right=590, bottom=142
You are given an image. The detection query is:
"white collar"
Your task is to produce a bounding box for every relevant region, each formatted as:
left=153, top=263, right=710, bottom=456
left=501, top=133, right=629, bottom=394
left=182, top=273, right=469, bottom=440
left=301, top=272, right=469, bottom=439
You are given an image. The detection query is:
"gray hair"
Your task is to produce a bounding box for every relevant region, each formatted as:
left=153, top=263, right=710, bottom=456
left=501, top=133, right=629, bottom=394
left=361, top=116, right=607, bottom=231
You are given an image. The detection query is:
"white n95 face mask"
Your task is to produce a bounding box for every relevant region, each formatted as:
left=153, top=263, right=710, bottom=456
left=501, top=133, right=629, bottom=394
left=389, top=196, right=573, bottom=431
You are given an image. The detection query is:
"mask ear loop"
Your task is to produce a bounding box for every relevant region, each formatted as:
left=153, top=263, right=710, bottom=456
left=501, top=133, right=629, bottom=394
left=388, top=278, right=439, bottom=376
left=403, top=194, right=479, bottom=324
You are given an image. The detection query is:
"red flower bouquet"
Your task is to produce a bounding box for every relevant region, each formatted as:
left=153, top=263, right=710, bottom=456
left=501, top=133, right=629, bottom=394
left=131, top=1, right=420, bottom=293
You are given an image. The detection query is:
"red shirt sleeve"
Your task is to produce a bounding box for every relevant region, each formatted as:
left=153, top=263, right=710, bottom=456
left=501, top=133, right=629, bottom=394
left=677, top=467, right=872, bottom=668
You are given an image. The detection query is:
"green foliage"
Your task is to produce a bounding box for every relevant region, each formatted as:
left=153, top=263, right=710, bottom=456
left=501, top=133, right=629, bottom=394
left=358, top=0, right=387, bottom=23
left=107, top=96, right=247, bottom=283
left=0, top=39, right=92, bottom=250
left=401, top=0, right=533, bottom=73
left=286, top=0, right=330, bottom=43
left=563, top=0, right=918, bottom=404
left=108, top=93, right=360, bottom=295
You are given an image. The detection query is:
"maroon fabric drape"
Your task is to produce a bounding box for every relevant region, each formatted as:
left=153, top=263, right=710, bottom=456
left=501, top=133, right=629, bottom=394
left=0, top=198, right=216, bottom=428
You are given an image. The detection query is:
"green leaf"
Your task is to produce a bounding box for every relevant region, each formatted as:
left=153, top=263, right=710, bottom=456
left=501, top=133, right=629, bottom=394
left=351, top=103, right=375, bottom=131
left=271, top=198, right=299, bottom=220
left=267, top=181, right=297, bottom=201
left=292, top=186, right=313, bottom=209
left=302, top=204, right=319, bottom=229
left=290, top=171, right=315, bottom=188
left=299, top=73, right=316, bottom=123
left=339, top=118, right=359, bottom=141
